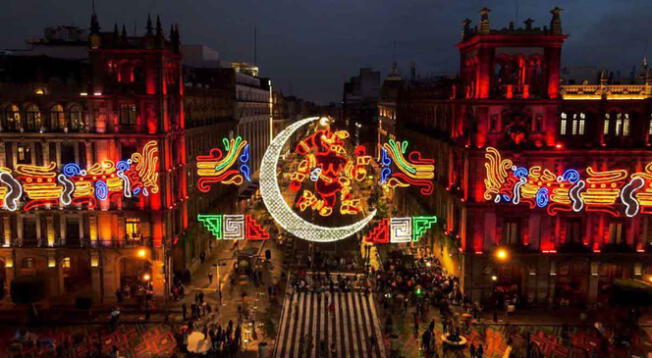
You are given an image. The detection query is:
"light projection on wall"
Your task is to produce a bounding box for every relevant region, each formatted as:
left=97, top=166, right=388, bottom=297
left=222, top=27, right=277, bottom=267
left=0, top=141, right=159, bottom=211
left=380, top=139, right=435, bottom=195
left=290, top=120, right=372, bottom=217
left=484, top=147, right=652, bottom=217
left=364, top=216, right=437, bottom=244
left=196, top=136, right=250, bottom=192
left=197, top=214, right=269, bottom=241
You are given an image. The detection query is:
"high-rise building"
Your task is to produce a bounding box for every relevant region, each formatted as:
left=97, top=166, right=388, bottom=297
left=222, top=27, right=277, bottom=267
left=398, top=8, right=652, bottom=306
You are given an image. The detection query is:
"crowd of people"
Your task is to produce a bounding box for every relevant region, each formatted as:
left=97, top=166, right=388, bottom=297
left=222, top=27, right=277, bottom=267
left=374, top=249, right=486, bottom=357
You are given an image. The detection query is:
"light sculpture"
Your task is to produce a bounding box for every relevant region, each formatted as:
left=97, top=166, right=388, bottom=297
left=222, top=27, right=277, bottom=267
left=365, top=215, right=437, bottom=244
left=0, top=141, right=159, bottom=211
left=380, top=139, right=435, bottom=195
left=258, top=117, right=376, bottom=243
left=197, top=213, right=269, bottom=241
left=196, top=136, right=250, bottom=192
left=483, top=147, right=652, bottom=217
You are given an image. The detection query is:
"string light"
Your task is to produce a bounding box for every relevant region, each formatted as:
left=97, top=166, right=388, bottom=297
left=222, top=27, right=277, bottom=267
left=380, top=139, right=435, bottom=195
left=365, top=215, right=437, bottom=244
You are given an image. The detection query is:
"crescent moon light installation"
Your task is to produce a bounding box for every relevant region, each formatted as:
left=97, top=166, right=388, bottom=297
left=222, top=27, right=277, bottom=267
left=259, top=116, right=376, bottom=243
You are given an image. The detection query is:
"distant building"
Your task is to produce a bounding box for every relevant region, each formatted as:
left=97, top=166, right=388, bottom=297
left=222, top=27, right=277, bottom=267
left=181, top=45, right=220, bottom=68
left=343, top=67, right=380, bottom=148
left=377, top=62, right=403, bottom=157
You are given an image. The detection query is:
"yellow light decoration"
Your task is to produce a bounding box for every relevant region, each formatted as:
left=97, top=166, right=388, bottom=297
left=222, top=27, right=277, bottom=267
left=483, top=147, right=513, bottom=201
left=131, top=140, right=159, bottom=194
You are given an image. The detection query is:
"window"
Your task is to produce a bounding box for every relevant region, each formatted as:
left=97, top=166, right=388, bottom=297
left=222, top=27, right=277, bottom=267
left=61, top=257, right=71, bottom=269
left=126, top=218, right=141, bottom=240
left=560, top=112, right=567, bottom=135
left=612, top=112, right=630, bottom=136
left=24, top=104, right=42, bottom=131
left=68, top=105, right=84, bottom=132
left=119, top=104, right=137, bottom=126
left=503, top=219, right=520, bottom=245
left=16, top=144, right=32, bottom=164
left=570, top=113, right=586, bottom=135
left=49, top=104, right=65, bottom=131
left=648, top=114, right=652, bottom=136
left=603, top=113, right=610, bottom=135
left=60, top=143, right=76, bottom=164
left=2, top=104, right=20, bottom=131
left=22, top=257, right=34, bottom=269
left=608, top=220, right=625, bottom=245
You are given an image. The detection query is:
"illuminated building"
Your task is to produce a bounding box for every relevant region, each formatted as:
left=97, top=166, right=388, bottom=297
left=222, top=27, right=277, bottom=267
left=378, top=63, right=403, bottom=158
left=343, top=67, right=381, bottom=149
left=0, top=13, right=231, bottom=304
left=398, top=8, right=652, bottom=305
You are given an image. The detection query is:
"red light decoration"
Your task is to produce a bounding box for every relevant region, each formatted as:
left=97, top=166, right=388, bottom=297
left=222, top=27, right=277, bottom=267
left=365, top=218, right=389, bottom=244
left=245, top=215, right=270, bottom=240
left=290, top=124, right=370, bottom=216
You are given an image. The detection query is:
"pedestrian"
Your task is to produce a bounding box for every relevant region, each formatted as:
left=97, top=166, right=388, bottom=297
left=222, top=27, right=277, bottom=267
left=470, top=343, right=476, bottom=358
left=182, top=302, right=187, bottom=320
left=477, top=344, right=484, bottom=358
left=208, top=272, right=213, bottom=284
left=200, top=252, right=206, bottom=264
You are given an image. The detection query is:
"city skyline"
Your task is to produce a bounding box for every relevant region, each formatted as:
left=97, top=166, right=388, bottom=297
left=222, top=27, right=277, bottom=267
left=1, top=0, right=651, bottom=103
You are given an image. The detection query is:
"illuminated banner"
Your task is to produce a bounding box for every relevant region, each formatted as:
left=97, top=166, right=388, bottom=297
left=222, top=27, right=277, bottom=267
left=196, top=136, right=250, bottom=192
left=0, top=141, right=159, bottom=211
left=380, top=139, right=435, bottom=195
left=365, top=216, right=437, bottom=244
left=484, top=147, right=652, bottom=217
left=197, top=214, right=269, bottom=241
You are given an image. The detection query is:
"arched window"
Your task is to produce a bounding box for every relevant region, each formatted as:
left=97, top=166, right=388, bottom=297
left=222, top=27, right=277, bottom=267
left=49, top=104, right=65, bottom=131
left=571, top=113, right=585, bottom=135
left=614, top=113, right=630, bottom=136
left=2, top=104, right=20, bottom=131
left=603, top=113, right=610, bottom=135
left=560, top=112, right=568, bottom=135
left=68, top=105, right=84, bottom=132
left=24, top=104, right=42, bottom=131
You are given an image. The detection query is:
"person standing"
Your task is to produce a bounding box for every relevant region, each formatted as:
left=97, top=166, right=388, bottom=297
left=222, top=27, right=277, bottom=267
left=208, top=271, right=214, bottom=284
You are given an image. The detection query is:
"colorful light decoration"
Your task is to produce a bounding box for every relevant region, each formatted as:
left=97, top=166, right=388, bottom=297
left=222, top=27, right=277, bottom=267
left=365, top=215, right=437, bottom=244
left=483, top=147, right=652, bottom=217
left=0, top=141, right=159, bottom=211
left=290, top=122, right=371, bottom=216
left=196, top=136, right=250, bottom=192
left=197, top=213, right=269, bottom=241
left=259, top=117, right=376, bottom=243
left=380, top=139, right=435, bottom=195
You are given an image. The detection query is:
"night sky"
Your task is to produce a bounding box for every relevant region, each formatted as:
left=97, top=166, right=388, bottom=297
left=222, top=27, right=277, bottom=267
left=1, top=0, right=651, bottom=103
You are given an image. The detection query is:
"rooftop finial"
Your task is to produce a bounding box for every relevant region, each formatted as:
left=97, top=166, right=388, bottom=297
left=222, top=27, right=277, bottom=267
left=550, top=7, right=563, bottom=35
left=146, top=14, right=153, bottom=35
left=479, top=7, right=491, bottom=35
left=156, top=15, right=163, bottom=36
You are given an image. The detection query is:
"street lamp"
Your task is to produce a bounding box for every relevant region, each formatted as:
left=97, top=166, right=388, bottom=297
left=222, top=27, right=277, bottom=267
left=142, top=273, right=151, bottom=281
left=137, top=248, right=147, bottom=258
left=495, top=248, right=509, bottom=262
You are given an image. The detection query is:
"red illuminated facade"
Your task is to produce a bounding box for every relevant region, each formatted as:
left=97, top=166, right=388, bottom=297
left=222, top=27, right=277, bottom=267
left=398, top=8, right=652, bottom=305
left=0, top=13, right=230, bottom=304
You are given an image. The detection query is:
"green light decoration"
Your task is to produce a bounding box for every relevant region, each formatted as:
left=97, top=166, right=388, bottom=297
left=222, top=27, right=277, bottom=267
left=412, top=215, right=437, bottom=242
left=198, top=214, right=222, bottom=239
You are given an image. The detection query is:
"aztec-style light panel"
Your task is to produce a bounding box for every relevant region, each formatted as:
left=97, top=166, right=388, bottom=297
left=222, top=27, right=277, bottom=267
left=290, top=124, right=372, bottom=216
left=484, top=147, right=652, bottom=217
left=197, top=214, right=269, bottom=241
left=196, top=136, right=250, bottom=192
left=365, top=216, right=438, bottom=244
left=0, top=141, right=159, bottom=211
left=259, top=117, right=376, bottom=243
left=380, top=139, right=435, bottom=195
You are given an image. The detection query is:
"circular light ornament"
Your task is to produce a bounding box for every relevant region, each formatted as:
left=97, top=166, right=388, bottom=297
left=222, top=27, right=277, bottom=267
left=259, top=116, right=376, bottom=243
